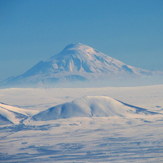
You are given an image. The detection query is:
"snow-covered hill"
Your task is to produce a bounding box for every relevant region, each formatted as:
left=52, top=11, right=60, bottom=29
left=0, top=103, right=37, bottom=124
left=33, top=96, right=157, bottom=121
left=0, top=96, right=159, bottom=124
left=2, top=43, right=152, bottom=87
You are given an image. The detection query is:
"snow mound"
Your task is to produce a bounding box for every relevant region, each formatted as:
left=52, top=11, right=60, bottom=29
left=33, top=96, right=157, bottom=121
left=0, top=103, right=36, bottom=125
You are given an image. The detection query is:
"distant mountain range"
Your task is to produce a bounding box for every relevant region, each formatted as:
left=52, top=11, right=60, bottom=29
left=1, top=43, right=157, bottom=87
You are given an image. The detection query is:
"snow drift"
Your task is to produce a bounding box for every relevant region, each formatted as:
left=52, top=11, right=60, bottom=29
left=33, top=96, right=157, bottom=121
left=0, top=103, right=36, bottom=125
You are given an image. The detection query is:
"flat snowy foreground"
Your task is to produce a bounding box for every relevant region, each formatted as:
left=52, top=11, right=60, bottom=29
left=0, top=85, right=163, bottom=162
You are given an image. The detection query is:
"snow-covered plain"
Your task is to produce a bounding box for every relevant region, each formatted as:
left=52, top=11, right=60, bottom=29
left=0, top=85, right=163, bottom=162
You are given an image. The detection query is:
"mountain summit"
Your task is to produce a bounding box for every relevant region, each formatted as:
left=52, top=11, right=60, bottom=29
left=48, top=42, right=130, bottom=74
left=3, top=43, right=151, bottom=87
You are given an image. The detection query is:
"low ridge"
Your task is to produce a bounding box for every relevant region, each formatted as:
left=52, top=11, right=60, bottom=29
left=0, top=103, right=37, bottom=124
left=33, top=96, right=157, bottom=121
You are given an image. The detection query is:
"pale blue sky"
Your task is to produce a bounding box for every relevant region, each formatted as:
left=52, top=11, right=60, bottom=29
left=0, top=0, right=163, bottom=80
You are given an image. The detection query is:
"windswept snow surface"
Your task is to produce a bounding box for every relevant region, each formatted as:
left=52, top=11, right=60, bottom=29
left=0, top=85, right=163, bottom=162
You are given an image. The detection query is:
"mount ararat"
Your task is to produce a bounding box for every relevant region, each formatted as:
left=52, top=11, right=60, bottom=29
left=2, top=43, right=153, bottom=87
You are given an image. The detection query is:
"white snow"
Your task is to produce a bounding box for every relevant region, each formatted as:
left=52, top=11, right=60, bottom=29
left=0, top=103, right=37, bottom=116
left=0, top=103, right=38, bottom=124
left=0, top=107, right=20, bottom=125
left=0, top=85, right=163, bottom=112
left=0, top=85, right=163, bottom=162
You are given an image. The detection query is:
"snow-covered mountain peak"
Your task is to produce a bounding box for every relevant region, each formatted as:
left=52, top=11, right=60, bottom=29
left=46, top=43, right=139, bottom=75
left=2, top=43, right=153, bottom=87
left=50, top=43, right=99, bottom=60
left=63, top=43, right=96, bottom=53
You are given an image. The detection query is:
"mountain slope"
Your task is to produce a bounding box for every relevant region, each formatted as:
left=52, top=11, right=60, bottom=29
left=33, top=96, right=157, bottom=121
left=0, top=103, right=37, bottom=125
left=3, top=43, right=151, bottom=87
